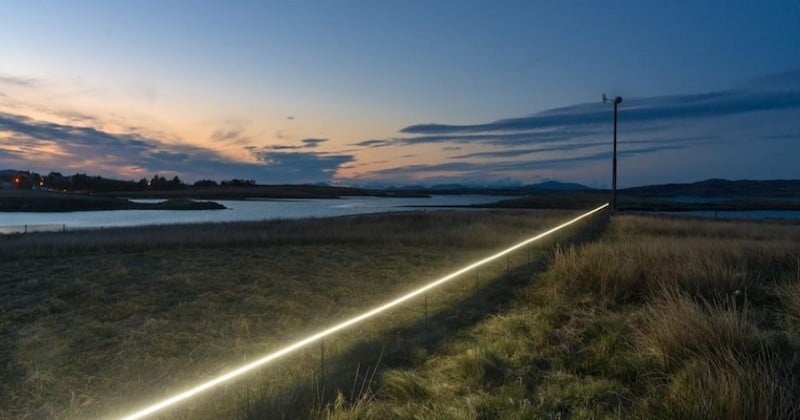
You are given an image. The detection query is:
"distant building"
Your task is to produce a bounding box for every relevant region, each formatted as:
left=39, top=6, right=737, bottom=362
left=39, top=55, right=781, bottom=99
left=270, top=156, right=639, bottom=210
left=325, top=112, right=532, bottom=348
left=0, top=170, right=33, bottom=189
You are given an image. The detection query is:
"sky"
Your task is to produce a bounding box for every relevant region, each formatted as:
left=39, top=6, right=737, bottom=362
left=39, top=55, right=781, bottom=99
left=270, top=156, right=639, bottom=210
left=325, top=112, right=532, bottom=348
left=1, top=0, right=799, bottom=188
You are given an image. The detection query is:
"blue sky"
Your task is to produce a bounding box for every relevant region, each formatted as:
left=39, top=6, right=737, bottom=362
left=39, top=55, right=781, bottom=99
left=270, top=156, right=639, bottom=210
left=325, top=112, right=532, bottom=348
left=0, top=1, right=798, bottom=187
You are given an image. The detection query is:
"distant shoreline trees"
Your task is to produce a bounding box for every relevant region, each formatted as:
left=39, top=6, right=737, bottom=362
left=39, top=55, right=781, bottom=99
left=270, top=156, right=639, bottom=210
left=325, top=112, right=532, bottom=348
left=1, top=169, right=257, bottom=192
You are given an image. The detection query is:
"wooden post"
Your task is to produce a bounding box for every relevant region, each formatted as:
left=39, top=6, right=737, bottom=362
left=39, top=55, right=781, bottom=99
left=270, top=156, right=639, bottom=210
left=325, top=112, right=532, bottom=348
left=245, top=385, right=250, bottom=419
left=320, top=339, right=325, bottom=386
left=424, top=293, right=429, bottom=346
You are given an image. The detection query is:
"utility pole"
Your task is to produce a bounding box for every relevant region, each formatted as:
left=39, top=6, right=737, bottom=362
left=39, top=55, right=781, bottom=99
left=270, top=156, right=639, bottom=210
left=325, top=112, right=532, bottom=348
left=604, top=94, right=623, bottom=211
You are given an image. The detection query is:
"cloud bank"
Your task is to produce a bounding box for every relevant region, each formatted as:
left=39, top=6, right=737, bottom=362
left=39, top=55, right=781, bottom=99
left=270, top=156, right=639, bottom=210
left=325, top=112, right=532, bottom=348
left=1, top=68, right=798, bottom=187
left=347, top=69, right=800, bottom=185
left=0, top=112, right=352, bottom=184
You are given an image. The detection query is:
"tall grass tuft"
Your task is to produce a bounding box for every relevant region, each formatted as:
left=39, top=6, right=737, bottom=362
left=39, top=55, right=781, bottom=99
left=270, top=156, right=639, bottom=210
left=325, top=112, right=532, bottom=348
left=637, top=288, right=759, bottom=371
left=780, top=281, right=800, bottom=332
left=453, top=347, right=508, bottom=389
left=550, top=241, right=648, bottom=303
left=377, top=370, right=431, bottom=402
left=662, top=350, right=800, bottom=420
left=550, top=237, right=796, bottom=304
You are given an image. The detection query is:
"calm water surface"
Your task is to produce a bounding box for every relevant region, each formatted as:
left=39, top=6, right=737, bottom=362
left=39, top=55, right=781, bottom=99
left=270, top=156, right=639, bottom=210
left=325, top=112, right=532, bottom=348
left=0, top=195, right=512, bottom=233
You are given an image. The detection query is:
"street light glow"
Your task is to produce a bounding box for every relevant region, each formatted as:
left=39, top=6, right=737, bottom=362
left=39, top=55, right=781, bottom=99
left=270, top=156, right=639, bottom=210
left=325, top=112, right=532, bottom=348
left=120, top=203, right=609, bottom=420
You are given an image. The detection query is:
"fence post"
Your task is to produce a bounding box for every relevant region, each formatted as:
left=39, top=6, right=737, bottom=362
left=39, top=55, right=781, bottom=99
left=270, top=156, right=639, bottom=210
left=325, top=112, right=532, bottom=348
left=245, top=385, right=250, bottom=419
left=320, top=339, right=325, bottom=389
left=424, top=292, right=429, bottom=346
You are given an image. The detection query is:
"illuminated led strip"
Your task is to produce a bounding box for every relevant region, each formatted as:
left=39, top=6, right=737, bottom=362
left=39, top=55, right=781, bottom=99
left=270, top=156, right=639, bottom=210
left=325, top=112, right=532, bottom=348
left=121, top=203, right=608, bottom=419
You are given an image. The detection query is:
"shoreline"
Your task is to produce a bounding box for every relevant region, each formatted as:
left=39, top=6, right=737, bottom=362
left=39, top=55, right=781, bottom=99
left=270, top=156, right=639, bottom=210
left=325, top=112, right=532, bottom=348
left=0, top=190, right=226, bottom=212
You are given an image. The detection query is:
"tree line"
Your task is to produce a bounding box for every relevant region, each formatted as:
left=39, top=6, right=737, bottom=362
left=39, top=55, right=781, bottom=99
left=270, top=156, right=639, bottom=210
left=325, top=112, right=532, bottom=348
left=5, top=170, right=256, bottom=192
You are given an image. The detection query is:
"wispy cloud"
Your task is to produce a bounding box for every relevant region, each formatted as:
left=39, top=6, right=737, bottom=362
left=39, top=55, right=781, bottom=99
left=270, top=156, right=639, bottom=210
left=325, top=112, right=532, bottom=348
left=350, top=129, right=598, bottom=148
left=0, top=73, right=41, bottom=88
left=349, top=70, right=800, bottom=153
left=351, top=139, right=393, bottom=148
left=210, top=128, right=250, bottom=145
left=257, top=137, right=329, bottom=151
left=449, top=136, right=718, bottom=160
left=355, top=144, right=684, bottom=182
left=400, top=85, right=800, bottom=136
left=301, top=138, right=328, bottom=148
left=263, top=144, right=303, bottom=150
left=52, top=110, right=101, bottom=125
left=449, top=142, right=605, bottom=160
left=339, top=69, right=799, bottom=185
left=757, top=133, right=800, bottom=142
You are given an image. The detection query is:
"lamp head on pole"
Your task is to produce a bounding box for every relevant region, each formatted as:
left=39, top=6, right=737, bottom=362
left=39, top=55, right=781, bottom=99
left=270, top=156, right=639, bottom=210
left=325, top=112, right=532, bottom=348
left=602, top=94, right=623, bottom=105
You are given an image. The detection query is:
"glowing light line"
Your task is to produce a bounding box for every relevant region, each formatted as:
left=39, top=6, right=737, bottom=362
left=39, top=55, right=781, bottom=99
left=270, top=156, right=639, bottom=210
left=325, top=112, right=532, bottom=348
left=121, top=203, right=608, bottom=419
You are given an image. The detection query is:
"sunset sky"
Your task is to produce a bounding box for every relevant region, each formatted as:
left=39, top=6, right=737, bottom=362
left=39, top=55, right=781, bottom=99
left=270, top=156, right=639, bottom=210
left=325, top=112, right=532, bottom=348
left=1, top=1, right=799, bottom=187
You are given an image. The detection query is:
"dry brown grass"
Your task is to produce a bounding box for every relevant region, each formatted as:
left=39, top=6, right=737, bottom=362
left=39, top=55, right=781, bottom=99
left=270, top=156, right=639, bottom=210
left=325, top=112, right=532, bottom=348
left=1, top=209, right=584, bottom=419
left=637, top=288, right=759, bottom=370
left=0, top=210, right=566, bottom=259
left=9, top=210, right=797, bottom=419
left=782, top=282, right=800, bottom=333
left=319, top=214, right=800, bottom=420
left=550, top=216, right=800, bottom=304
left=661, top=350, right=799, bottom=420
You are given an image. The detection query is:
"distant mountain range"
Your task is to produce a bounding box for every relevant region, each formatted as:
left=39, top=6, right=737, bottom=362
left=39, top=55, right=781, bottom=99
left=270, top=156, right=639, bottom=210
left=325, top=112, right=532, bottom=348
left=3, top=168, right=798, bottom=199
left=524, top=180, right=590, bottom=191
left=373, top=180, right=590, bottom=192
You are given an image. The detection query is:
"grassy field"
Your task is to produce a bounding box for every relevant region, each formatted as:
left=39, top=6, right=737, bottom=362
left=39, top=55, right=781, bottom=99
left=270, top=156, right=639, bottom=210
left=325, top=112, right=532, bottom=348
left=0, top=209, right=589, bottom=419
left=484, top=191, right=800, bottom=211
left=321, top=215, right=800, bottom=419
left=4, top=210, right=799, bottom=419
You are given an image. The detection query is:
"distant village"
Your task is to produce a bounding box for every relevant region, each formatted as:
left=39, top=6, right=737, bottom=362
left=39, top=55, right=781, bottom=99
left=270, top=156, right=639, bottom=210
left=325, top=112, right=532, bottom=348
left=0, top=169, right=256, bottom=192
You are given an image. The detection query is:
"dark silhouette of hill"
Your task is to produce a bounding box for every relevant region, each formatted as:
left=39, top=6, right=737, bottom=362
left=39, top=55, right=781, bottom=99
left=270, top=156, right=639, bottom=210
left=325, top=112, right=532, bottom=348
left=623, top=179, right=800, bottom=198
left=523, top=180, right=589, bottom=191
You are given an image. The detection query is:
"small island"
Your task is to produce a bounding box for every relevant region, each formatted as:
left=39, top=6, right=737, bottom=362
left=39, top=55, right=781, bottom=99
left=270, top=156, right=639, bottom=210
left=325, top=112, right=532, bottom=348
left=0, top=190, right=226, bottom=212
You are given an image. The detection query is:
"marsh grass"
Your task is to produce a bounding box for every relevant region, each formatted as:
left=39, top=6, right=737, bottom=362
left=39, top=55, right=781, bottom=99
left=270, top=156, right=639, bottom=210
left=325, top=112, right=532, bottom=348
left=658, top=348, right=799, bottom=420
left=637, top=289, right=759, bottom=370
left=321, top=214, right=800, bottom=419
left=1, top=209, right=586, bottom=419
left=550, top=227, right=799, bottom=305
